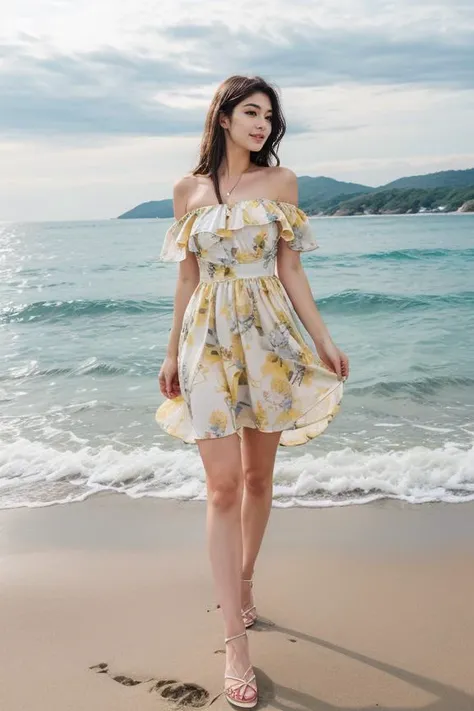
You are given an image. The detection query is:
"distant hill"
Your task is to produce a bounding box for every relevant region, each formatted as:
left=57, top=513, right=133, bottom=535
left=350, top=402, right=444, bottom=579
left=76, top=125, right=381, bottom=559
left=381, top=168, right=474, bottom=190
left=117, top=176, right=373, bottom=219
left=116, top=168, right=474, bottom=218
left=296, top=176, right=374, bottom=211
left=118, top=199, right=173, bottom=219
left=326, top=186, right=474, bottom=216
left=306, top=169, right=474, bottom=215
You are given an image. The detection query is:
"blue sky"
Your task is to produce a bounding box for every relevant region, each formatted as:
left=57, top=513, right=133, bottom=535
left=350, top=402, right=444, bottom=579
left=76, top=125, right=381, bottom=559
left=1, top=0, right=474, bottom=221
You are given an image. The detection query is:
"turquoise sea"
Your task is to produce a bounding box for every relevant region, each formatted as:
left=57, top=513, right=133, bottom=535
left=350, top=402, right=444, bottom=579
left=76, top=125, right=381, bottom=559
left=1, top=213, right=473, bottom=509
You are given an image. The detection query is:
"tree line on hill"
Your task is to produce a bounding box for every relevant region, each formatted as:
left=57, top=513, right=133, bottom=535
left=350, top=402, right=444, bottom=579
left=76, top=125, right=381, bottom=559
left=311, top=186, right=474, bottom=216
left=117, top=168, right=474, bottom=219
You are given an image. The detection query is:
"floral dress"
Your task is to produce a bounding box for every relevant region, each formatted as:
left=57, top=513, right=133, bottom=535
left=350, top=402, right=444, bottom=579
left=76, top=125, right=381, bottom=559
left=155, top=198, right=343, bottom=446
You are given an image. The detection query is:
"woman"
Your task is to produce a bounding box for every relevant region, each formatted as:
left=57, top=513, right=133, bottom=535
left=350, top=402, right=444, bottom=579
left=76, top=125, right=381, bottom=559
left=156, top=75, right=349, bottom=708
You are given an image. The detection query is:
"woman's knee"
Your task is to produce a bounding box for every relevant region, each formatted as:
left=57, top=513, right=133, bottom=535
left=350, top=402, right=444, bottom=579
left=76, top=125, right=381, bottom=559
left=207, top=468, right=242, bottom=511
left=243, top=466, right=272, bottom=497
left=198, top=433, right=243, bottom=511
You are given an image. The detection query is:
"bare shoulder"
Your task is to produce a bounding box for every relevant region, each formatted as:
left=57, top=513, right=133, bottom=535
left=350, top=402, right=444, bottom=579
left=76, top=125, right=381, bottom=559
left=270, top=166, right=298, bottom=205
left=172, top=173, right=197, bottom=197
left=172, top=174, right=199, bottom=219
left=268, top=165, right=296, bottom=179
left=249, top=165, right=297, bottom=203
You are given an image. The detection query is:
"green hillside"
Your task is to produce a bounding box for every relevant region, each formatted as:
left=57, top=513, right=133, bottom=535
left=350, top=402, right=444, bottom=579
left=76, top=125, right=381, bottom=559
left=296, top=175, right=374, bottom=210
left=117, top=168, right=474, bottom=218
left=382, top=168, right=474, bottom=190
left=324, top=186, right=474, bottom=216
left=117, top=176, right=372, bottom=219
left=118, top=199, right=173, bottom=219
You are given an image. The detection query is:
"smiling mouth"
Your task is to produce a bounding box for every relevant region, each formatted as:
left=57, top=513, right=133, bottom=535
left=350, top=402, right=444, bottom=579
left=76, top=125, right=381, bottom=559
left=250, top=134, right=265, bottom=140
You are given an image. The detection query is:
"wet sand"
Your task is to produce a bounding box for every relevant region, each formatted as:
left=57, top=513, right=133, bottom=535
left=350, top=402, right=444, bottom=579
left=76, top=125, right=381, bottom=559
left=1, top=493, right=474, bottom=710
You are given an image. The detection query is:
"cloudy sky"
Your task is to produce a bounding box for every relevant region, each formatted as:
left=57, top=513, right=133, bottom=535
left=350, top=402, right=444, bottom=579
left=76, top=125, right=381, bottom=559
left=2, top=0, right=474, bottom=221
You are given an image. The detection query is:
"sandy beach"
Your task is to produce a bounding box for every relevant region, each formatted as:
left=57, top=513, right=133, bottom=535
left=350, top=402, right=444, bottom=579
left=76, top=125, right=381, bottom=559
left=1, top=494, right=474, bottom=711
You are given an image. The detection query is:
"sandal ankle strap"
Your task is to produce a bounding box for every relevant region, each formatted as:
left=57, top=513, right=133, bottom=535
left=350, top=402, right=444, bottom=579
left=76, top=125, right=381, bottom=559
left=225, top=631, right=247, bottom=644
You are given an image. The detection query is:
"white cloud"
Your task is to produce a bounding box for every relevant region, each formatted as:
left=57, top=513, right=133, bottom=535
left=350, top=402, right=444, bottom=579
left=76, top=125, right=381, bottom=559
left=1, top=0, right=473, bottom=220
left=6, top=0, right=474, bottom=48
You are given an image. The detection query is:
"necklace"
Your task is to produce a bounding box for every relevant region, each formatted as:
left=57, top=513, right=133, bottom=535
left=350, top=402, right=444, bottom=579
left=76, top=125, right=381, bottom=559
left=223, top=169, right=247, bottom=198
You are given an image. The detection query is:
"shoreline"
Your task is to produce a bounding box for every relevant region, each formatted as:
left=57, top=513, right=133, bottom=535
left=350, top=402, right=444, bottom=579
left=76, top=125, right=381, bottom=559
left=307, top=209, right=474, bottom=218
left=1, top=494, right=474, bottom=710
left=150, top=210, right=473, bottom=222
left=2, top=493, right=474, bottom=555
left=6, top=210, right=473, bottom=225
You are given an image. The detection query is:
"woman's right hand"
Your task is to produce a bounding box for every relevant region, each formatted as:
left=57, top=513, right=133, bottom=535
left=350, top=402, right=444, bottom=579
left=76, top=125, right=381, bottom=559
left=158, top=356, right=181, bottom=399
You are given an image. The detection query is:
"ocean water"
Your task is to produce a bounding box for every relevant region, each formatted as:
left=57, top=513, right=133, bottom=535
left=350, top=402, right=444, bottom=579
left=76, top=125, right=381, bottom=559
left=1, top=213, right=473, bottom=510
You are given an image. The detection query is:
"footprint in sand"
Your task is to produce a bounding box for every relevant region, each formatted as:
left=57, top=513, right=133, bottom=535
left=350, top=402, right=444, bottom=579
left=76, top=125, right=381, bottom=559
left=89, top=662, right=209, bottom=707
left=150, top=679, right=209, bottom=707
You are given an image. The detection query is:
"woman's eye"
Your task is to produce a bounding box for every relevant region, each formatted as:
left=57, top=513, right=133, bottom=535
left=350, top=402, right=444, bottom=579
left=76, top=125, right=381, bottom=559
left=245, top=110, right=272, bottom=122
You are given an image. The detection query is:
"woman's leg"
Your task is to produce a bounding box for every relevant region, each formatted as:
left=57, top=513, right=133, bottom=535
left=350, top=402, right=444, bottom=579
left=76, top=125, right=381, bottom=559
left=240, top=428, right=281, bottom=612
left=197, top=433, right=255, bottom=702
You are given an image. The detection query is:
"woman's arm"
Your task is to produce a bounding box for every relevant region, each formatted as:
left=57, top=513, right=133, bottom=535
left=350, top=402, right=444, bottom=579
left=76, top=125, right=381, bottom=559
left=166, top=256, right=200, bottom=359
left=275, top=168, right=332, bottom=348
left=159, top=177, right=200, bottom=398
left=165, top=176, right=200, bottom=360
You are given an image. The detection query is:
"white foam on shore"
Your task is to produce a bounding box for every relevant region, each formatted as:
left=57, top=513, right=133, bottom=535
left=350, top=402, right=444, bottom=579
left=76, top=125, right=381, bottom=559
left=1, top=437, right=473, bottom=510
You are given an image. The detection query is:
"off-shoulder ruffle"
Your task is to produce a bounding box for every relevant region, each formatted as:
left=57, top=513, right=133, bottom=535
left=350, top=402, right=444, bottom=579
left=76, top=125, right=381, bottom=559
left=159, top=198, right=319, bottom=262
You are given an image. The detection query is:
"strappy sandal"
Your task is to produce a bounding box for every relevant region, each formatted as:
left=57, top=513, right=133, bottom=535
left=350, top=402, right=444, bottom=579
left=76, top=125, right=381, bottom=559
left=224, top=631, right=258, bottom=708
left=241, top=578, right=257, bottom=628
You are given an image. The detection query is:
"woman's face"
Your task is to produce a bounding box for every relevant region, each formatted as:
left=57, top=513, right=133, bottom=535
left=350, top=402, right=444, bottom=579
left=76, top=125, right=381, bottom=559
left=221, top=91, right=273, bottom=152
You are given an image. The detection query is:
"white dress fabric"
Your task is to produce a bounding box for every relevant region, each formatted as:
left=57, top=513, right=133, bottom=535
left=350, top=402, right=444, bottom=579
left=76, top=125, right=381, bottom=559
left=155, top=198, right=343, bottom=446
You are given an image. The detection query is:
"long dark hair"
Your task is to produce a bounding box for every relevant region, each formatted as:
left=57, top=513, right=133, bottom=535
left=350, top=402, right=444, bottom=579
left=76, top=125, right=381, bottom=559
left=192, top=75, right=286, bottom=204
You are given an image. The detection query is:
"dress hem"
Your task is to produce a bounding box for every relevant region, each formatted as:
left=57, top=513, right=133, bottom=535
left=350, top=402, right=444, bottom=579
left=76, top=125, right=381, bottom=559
left=155, top=381, right=343, bottom=448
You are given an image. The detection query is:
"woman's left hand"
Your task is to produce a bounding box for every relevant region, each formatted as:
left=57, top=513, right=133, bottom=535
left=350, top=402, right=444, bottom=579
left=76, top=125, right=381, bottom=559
left=315, top=338, right=349, bottom=382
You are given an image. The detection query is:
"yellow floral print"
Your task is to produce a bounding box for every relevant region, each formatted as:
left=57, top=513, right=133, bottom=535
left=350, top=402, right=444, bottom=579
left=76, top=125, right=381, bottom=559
left=220, top=302, right=231, bottom=319
left=155, top=198, right=343, bottom=446
left=212, top=264, right=236, bottom=280
left=254, top=401, right=269, bottom=429
left=206, top=409, right=228, bottom=437
left=194, top=292, right=210, bottom=327
left=261, top=353, right=291, bottom=380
